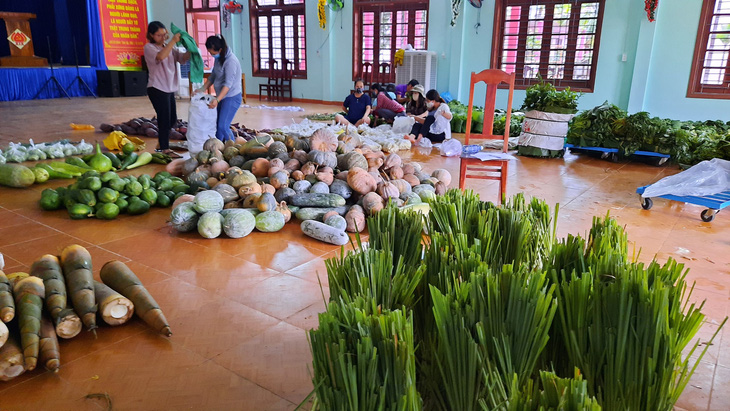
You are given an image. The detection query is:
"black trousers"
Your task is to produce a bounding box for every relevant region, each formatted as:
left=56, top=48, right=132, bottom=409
left=147, top=87, right=177, bottom=151
left=410, top=114, right=446, bottom=143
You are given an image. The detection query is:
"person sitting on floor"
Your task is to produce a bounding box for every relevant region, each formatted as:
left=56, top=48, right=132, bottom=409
left=370, top=83, right=406, bottom=122
left=406, top=89, right=452, bottom=145
left=405, top=84, right=428, bottom=119
left=396, top=79, right=420, bottom=104
left=385, top=83, right=398, bottom=100
left=334, top=79, right=372, bottom=127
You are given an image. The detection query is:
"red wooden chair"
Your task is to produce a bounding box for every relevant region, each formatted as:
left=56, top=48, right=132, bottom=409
left=361, top=62, right=374, bottom=89
left=459, top=69, right=516, bottom=204
left=377, top=62, right=392, bottom=84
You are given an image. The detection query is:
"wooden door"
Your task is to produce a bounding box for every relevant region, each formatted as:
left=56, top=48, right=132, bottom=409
left=189, top=12, right=220, bottom=70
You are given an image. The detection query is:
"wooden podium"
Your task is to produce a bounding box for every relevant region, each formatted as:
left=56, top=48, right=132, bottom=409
left=0, top=12, right=48, bottom=67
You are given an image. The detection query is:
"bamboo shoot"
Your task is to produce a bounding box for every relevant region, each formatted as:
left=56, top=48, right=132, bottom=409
left=12, top=273, right=45, bottom=371
left=94, top=280, right=134, bottom=326
left=39, top=316, right=60, bottom=372
left=0, top=333, right=24, bottom=381
left=30, top=255, right=82, bottom=339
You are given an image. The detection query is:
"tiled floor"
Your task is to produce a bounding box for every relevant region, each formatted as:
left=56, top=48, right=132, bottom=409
left=0, top=97, right=728, bottom=410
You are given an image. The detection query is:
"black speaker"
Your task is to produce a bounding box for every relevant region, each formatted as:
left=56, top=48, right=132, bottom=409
left=96, top=70, right=120, bottom=97
left=120, top=71, right=148, bottom=96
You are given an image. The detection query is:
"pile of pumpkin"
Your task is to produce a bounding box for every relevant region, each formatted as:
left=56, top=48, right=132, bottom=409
left=166, top=130, right=450, bottom=244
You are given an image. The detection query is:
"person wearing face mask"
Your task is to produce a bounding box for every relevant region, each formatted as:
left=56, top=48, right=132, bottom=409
left=405, top=84, right=428, bottom=118
left=335, top=79, right=372, bottom=127
left=144, top=21, right=191, bottom=158
left=370, top=83, right=406, bottom=121
left=405, top=89, right=452, bottom=145
left=196, top=35, right=242, bottom=142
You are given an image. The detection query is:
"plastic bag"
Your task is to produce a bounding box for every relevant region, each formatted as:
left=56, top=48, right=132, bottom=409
left=418, top=138, right=433, bottom=148
left=642, top=159, right=730, bottom=198
left=77, top=139, right=94, bottom=155
left=4, top=143, right=27, bottom=163
left=392, top=116, right=415, bottom=134
left=187, top=93, right=218, bottom=154
left=0, top=152, right=5, bottom=164
left=439, top=138, right=462, bottom=157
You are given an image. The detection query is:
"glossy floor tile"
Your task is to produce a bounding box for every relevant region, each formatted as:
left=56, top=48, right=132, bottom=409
left=0, top=97, right=728, bottom=410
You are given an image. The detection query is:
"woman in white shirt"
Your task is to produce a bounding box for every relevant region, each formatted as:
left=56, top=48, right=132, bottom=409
left=406, top=89, right=452, bottom=145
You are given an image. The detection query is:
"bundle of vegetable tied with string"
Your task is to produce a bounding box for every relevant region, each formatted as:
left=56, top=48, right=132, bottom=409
left=307, top=297, right=420, bottom=410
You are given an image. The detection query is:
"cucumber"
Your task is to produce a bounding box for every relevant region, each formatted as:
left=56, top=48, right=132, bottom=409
left=301, top=220, right=349, bottom=245
left=103, top=152, right=122, bottom=169
left=295, top=206, right=349, bottom=221
left=291, top=193, right=345, bottom=208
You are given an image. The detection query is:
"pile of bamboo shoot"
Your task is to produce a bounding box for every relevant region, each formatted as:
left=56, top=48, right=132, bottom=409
left=0, top=245, right=170, bottom=382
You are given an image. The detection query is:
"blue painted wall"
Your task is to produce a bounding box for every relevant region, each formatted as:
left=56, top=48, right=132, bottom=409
left=642, top=1, right=730, bottom=121
left=147, top=0, right=730, bottom=120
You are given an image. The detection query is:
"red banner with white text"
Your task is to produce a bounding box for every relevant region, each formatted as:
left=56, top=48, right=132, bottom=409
left=98, top=0, right=148, bottom=70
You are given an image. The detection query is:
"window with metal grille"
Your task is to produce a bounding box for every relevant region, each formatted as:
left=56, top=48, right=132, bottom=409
left=688, top=0, right=730, bottom=98
left=491, top=0, right=605, bottom=91
left=249, top=0, right=307, bottom=78
left=186, top=0, right=220, bottom=12
left=353, top=0, right=429, bottom=81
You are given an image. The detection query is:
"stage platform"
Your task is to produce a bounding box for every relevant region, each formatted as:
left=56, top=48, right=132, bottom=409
left=0, top=66, right=98, bottom=101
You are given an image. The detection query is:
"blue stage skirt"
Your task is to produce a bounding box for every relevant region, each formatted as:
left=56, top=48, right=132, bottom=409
left=0, top=67, right=98, bottom=101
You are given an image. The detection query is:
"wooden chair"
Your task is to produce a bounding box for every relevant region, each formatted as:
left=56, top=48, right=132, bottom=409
left=259, top=59, right=281, bottom=101
left=279, top=59, right=294, bottom=102
left=459, top=69, right=516, bottom=205
left=361, top=62, right=374, bottom=89
left=377, top=62, right=392, bottom=84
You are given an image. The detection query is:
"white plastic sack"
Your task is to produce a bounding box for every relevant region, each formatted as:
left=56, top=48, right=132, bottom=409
left=187, top=93, right=218, bottom=155
left=440, top=138, right=462, bottom=157
left=392, top=116, right=416, bottom=134
left=518, top=132, right=566, bottom=150
left=418, top=138, right=433, bottom=148
left=521, top=117, right=570, bottom=136
left=0, top=252, right=4, bottom=270
left=642, top=158, right=730, bottom=198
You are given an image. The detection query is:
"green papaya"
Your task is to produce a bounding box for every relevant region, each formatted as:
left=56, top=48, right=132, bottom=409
left=74, top=189, right=97, bottom=207
left=81, top=176, right=102, bottom=191
left=40, top=188, right=62, bottom=211
left=68, top=203, right=93, bottom=219
left=98, top=187, right=119, bottom=203
left=125, top=181, right=143, bottom=196
left=140, top=188, right=158, bottom=205
left=115, top=197, right=129, bottom=213
left=127, top=197, right=150, bottom=215
left=108, top=178, right=127, bottom=192
left=138, top=175, right=152, bottom=190
left=96, top=203, right=120, bottom=220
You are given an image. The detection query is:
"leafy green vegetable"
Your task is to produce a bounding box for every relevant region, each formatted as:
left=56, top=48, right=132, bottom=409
left=521, top=79, right=581, bottom=114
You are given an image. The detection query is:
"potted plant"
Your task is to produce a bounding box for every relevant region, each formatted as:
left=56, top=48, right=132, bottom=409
left=518, top=79, right=581, bottom=158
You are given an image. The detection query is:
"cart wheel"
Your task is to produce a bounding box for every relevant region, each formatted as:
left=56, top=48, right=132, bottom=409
left=650, top=157, right=668, bottom=167
left=701, top=209, right=716, bottom=222
left=641, top=198, right=653, bottom=210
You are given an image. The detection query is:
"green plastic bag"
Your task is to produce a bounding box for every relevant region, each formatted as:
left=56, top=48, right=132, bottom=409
left=170, top=22, right=204, bottom=84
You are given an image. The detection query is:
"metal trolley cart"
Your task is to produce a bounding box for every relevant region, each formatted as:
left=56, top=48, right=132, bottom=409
left=636, top=185, right=730, bottom=222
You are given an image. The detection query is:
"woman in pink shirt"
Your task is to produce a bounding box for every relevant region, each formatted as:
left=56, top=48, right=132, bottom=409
left=370, top=83, right=405, bottom=121
left=144, top=21, right=190, bottom=157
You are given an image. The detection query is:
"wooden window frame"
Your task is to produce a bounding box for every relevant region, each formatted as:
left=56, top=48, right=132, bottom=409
left=491, top=0, right=606, bottom=92
left=687, top=0, right=730, bottom=99
left=249, top=0, right=308, bottom=79
left=352, top=0, right=429, bottom=81
left=185, top=0, right=220, bottom=12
